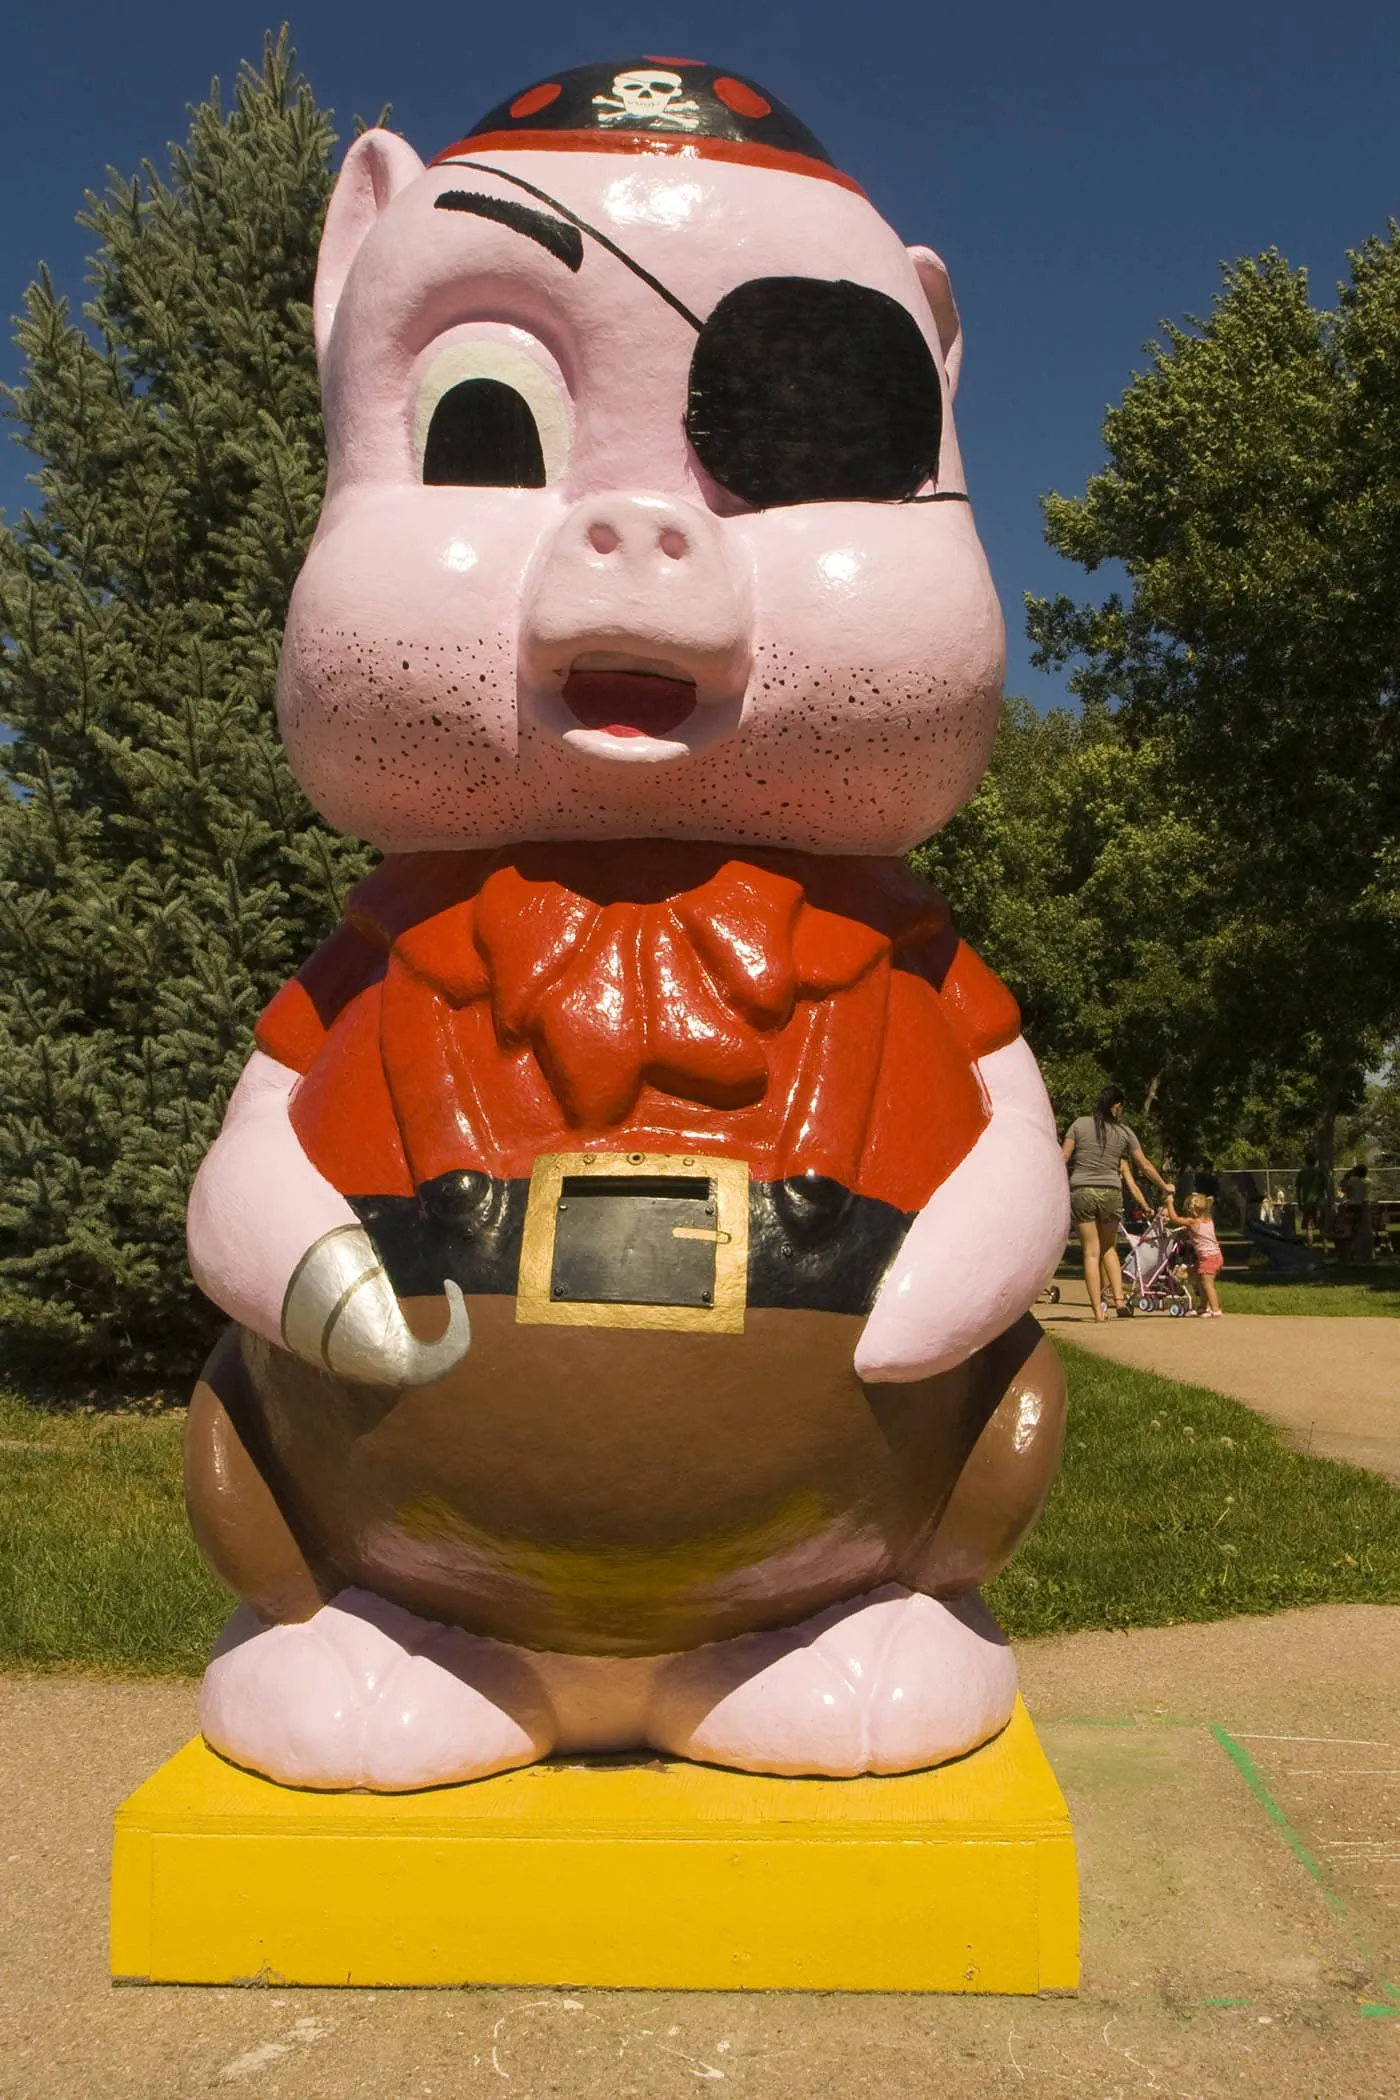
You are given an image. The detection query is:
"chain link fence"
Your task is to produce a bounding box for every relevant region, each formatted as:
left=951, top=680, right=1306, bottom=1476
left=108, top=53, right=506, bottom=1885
left=1208, top=1165, right=1400, bottom=1239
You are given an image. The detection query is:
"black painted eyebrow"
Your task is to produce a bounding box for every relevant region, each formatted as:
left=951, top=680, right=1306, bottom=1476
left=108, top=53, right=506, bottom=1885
left=435, top=189, right=584, bottom=273
left=437, top=159, right=704, bottom=331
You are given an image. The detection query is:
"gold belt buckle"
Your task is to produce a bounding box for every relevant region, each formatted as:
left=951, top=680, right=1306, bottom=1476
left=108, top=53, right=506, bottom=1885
left=516, top=1151, right=749, bottom=1333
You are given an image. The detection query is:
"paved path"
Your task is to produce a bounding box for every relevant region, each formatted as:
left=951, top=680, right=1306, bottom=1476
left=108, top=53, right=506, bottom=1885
left=4, top=1607, right=1398, bottom=2098
left=1042, top=1278, right=1400, bottom=1481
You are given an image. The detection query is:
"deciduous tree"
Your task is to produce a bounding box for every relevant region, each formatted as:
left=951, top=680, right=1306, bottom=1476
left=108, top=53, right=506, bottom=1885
left=914, top=700, right=1218, bottom=1155
left=1027, top=243, right=1400, bottom=1166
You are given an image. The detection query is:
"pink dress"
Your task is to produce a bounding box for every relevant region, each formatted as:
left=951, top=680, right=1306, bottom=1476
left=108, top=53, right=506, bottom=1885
left=1190, top=1217, right=1223, bottom=1275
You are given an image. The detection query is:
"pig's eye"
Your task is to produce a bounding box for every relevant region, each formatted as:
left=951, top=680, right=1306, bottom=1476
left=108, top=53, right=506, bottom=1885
left=414, top=341, right=570, bottom=488
left=686, top=278, right=942, bottom=508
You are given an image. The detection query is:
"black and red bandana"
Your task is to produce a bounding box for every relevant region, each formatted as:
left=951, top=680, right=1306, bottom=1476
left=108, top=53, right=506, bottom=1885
left=432, top=57, right=861, bottom=193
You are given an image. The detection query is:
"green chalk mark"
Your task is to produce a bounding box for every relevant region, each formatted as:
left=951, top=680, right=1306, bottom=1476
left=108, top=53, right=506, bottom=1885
left=1211, top=1723, right=1400, bottom=2020
left=1202, top=1996, right=1251, bottom=2007
left=1069, top=1713, right=1192, bottom=1729
left=1210, top=1724, right=1347, bottom=1915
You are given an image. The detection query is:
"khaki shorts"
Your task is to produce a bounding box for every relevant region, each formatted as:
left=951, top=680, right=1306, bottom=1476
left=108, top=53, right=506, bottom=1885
left=1070, top=1185, right=1123, bottom=1226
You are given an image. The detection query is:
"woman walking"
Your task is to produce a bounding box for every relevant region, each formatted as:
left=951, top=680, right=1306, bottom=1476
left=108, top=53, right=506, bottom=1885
left=1062, top=1088, right=1175, bottom=1320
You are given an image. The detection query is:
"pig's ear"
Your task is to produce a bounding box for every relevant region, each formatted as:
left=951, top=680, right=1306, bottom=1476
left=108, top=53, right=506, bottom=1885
left=907, top=246, right=963, bottom=400
left=314, top=129, right=425, bottom=362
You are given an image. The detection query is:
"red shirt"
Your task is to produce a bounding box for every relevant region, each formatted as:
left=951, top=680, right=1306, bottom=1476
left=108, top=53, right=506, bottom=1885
left=255, top=843, right=1020, bottom=1213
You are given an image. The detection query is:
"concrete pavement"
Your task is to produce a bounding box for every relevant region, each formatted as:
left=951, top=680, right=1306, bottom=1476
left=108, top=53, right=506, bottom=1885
left=3, top=1605, right=1398, bottom=2098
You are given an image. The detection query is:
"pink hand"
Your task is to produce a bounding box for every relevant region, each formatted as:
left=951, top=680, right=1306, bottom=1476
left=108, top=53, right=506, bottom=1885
left=186, top=1051, right=359, bottom=1347
left=854, top=1038, right=1068, bottom=1382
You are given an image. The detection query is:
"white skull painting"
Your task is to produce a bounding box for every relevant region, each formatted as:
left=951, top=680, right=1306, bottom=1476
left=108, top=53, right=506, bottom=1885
left=592, top=69, right=702, bottom=132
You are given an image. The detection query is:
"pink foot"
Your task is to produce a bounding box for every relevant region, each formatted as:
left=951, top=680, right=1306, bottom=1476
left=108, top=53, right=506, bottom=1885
left=199, top=1589, right=556, bottom=1790
left=647, top=1586, right=1018, bottom=1777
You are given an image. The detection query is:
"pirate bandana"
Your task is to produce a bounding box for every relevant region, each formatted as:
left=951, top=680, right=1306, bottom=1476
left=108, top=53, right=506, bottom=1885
left=431, top=57, right=855, bottom=191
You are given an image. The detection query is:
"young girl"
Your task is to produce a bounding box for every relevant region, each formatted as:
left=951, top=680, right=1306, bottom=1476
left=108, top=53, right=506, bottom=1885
left=1167, top=1192, right=1225, bottom=1316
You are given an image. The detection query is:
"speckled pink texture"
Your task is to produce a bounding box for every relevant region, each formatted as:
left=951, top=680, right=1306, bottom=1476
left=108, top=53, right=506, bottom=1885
left=277, top=134, right=1000, bottom=858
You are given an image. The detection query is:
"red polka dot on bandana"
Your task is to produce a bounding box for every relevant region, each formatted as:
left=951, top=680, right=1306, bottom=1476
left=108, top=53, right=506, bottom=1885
left=510, top=82, right=563, bottom=119
left=713, top=77, right=772, bottom=119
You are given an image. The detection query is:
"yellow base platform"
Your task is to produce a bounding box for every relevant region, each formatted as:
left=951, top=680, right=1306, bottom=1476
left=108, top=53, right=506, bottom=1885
left=111, top=1696, right=1077, bottom=1992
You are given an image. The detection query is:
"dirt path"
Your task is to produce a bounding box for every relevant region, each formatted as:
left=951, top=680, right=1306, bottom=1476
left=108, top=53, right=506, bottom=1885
left=1043, top=1278, right=1400, bottom=1481
left=4, top=1606, right=1398, bottom=2098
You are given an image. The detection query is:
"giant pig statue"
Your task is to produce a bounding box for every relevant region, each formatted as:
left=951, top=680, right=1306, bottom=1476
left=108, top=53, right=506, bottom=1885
left=184, top=59, right=1071, bottom=1791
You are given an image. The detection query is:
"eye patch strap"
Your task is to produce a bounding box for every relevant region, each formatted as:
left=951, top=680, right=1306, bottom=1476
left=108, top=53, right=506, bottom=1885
left=436, top=159, right=705, bottom=332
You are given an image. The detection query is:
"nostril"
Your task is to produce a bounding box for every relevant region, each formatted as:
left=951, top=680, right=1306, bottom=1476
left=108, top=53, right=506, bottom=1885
left=587, top=522, right=621, bottom=555
left=659, top=528, right=688, bottom=561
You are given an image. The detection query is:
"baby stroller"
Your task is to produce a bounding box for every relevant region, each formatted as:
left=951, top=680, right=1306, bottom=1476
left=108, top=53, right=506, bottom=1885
left=1102, top=1207, right=1196, bottom=1316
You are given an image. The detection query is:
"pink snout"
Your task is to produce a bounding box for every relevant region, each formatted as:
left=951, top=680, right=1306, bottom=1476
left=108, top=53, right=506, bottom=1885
left=520, top=493, right=753, bottom=746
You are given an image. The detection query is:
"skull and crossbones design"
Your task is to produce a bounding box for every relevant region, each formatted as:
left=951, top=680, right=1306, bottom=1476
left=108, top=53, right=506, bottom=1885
left=592, top=69, right=702, bottom=132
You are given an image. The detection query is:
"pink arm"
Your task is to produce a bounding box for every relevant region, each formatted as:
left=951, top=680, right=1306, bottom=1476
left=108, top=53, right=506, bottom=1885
left=186, top=1050, right=359, bottom=1347
left=854, top=1036, right=1069, bottom=1383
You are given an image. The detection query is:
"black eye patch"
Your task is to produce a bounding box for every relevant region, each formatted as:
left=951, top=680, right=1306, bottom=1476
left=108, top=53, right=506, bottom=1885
left=685, top=277, right=943, bottom=508
left=435, top=190, right=584, bottom=273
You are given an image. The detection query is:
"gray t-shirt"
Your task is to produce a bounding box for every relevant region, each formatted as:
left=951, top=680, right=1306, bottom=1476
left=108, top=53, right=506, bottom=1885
left=1065, top=1115, right=1140, bottom=1189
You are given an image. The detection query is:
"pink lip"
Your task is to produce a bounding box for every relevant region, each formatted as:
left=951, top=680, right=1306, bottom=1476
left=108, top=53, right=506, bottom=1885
left=562, top=669, right=697, bottom=739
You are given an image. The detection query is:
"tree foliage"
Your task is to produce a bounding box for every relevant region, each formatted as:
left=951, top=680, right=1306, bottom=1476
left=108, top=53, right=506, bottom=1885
left=919, top=694, right=1387, bottom=1166
left=1345, top=1054, right=1400, bottom=1167
left=0, top=37, right=366, bottom=1374
left=914, top=701, right=1218, bottom=1153
left=1026, top=243, right=1400, bottom=1159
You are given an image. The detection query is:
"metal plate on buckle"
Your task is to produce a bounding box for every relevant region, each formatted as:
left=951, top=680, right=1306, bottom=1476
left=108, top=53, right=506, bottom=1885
left=516, top=1152, right=749, bottom=1333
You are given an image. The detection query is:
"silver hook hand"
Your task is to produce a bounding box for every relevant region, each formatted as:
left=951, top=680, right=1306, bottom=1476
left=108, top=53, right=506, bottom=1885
left=280, top=1226, right=472, bottom=1388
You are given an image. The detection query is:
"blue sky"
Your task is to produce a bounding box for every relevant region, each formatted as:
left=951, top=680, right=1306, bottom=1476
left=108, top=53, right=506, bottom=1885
left=4, top=0, right=1398, bottom=705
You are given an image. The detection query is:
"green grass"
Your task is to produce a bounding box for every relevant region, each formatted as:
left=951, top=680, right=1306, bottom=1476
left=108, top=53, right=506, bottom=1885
left=1216, top=1263, right=1399, bottom=1318
left=989, top=1342, right=1400, bottom=1637
left=2, top=1346, right=1398, bottom=1673
left=0, top=1390, right=224, bottom=1674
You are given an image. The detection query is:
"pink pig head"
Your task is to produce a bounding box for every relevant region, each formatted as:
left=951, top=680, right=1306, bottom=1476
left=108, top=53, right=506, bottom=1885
left=277, top=59, right=1005, bottom=857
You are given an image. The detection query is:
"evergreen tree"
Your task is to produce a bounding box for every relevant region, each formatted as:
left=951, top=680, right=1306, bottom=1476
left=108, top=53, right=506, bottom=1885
left=0, top=35, right=368, bottom=1378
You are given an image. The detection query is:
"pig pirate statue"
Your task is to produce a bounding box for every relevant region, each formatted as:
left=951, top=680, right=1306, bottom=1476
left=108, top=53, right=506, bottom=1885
left=185, top=59, right=1071, bottom=1791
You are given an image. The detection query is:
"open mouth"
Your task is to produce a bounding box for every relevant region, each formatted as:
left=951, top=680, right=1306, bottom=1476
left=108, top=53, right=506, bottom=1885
left=561, top=667, right=698, bottom=740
